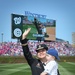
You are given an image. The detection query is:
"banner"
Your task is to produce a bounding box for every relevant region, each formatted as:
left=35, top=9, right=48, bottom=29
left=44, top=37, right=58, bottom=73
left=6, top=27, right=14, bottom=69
left=11, top=14, right=24, bottom=38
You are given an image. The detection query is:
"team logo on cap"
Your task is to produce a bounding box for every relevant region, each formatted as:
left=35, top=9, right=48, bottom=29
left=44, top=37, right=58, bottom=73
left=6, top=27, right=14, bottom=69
left=37, top=45, right=44, bottom=50
left=39, top=45, right=41, bottom=48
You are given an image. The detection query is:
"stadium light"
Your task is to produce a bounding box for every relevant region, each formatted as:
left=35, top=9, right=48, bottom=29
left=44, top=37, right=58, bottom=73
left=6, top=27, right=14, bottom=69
left=1, top=32, right=3, bottom=43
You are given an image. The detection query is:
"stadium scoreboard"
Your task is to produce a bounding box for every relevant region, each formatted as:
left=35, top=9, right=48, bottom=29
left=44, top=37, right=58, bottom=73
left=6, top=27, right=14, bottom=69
left=11, top=12, right=56, bottom=41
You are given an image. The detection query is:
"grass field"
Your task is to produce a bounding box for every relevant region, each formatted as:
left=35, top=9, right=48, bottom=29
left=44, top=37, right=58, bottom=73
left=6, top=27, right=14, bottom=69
left=0, top=62, right=75, bottom=75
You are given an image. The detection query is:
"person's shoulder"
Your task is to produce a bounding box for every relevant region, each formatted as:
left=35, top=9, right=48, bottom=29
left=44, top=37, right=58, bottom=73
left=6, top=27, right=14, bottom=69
left=48, top=60, right=57, bottom=65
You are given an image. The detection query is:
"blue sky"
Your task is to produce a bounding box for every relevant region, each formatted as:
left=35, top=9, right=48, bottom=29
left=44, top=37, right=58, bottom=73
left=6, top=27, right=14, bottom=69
left=0, top=0, right=75, bottom=44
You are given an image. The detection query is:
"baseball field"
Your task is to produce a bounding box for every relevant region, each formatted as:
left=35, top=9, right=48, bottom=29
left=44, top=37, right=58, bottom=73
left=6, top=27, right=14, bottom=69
left=0, top=62, right=75, bottom=75
left=23, top=24, right=56, bottom=41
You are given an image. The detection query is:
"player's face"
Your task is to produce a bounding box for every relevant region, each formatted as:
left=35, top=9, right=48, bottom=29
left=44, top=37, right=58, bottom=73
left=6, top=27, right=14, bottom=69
left=36, top=49, right=47, bottom=59
left=46, top=54, right=55, bottom=61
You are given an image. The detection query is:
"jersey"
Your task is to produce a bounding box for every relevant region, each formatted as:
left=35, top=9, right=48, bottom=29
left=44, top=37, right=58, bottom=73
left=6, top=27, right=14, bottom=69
left=44, top=60, right=58, bottom=75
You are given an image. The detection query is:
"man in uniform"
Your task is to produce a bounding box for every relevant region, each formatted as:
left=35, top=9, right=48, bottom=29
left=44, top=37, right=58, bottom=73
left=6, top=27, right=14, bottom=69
left=20, top=28, right=48, bottom=75
left=20, top=28, right=60, bottom=75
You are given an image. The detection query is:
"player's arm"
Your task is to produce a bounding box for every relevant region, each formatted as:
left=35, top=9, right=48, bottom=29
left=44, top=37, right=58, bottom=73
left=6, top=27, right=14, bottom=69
left=20, top=28, right=35, bottom=66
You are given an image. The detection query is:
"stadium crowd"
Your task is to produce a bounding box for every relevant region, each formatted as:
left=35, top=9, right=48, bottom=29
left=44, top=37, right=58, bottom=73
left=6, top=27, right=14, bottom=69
left=0, top=40, right=75, bottom=56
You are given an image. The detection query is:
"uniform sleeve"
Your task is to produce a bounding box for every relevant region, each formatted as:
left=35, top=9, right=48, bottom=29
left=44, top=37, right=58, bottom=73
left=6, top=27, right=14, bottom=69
left=20, top=38, right=35, bottom=66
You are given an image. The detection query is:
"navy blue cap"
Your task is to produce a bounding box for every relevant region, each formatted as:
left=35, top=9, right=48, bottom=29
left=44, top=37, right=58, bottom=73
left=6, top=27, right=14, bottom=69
left=47, top=48, right=60, bottom=60
left=36, top=44, right=48, bottom=52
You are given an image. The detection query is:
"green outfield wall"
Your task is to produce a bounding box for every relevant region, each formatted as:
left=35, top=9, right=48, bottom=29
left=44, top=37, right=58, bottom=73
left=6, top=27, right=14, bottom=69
left=0, top=56, right=75, bottom=63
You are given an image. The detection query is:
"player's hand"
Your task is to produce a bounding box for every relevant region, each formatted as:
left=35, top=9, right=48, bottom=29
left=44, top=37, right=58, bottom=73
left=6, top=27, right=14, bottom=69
left=22, top=28, right=31, bottom=40
left=40, top=72, right=47, bottom=75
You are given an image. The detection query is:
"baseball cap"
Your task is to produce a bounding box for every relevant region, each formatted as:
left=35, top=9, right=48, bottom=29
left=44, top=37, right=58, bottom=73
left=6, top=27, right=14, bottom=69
left=36, top=44, right=48, bottom=52
left=47, top=48, right=60, bottom=60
